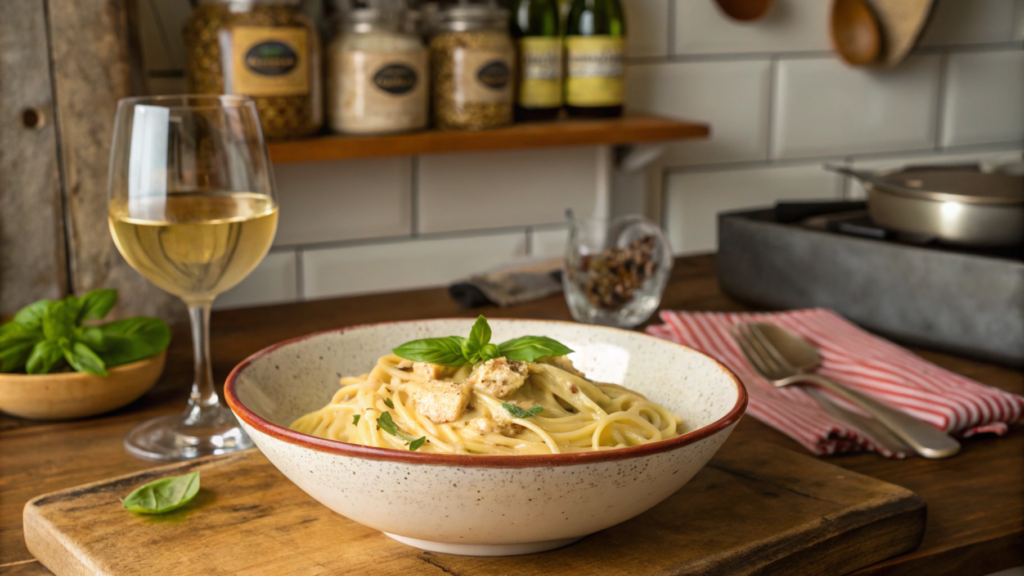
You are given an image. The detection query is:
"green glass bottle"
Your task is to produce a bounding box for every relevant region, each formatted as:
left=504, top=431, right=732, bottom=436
left=512, top=0, right=562, bottom=121
left=564, top=0, right=625, bottom=118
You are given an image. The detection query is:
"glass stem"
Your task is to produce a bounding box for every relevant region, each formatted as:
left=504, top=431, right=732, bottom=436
left=185, top=302, right=219, bottom=424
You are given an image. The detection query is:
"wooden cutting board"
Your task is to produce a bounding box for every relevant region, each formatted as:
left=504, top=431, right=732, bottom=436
left=23, top=440, right=925, bottom=576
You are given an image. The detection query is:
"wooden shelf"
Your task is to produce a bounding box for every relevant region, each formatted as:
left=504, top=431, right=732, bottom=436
left=267, top=114, right=709, bottom=163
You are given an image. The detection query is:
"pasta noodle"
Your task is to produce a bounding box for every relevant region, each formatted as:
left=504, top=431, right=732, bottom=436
left=290, top=354, right=683, bottom=455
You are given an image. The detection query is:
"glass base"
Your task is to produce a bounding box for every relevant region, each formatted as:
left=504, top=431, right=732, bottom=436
left=124, top=405, right=254, bottom=462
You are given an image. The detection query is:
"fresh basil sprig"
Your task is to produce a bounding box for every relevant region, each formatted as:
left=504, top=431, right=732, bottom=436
left=503, top=402, right=544, bottom=419
left=376, top=411, right=427, bottom=451
left=0, top=290, right=171, bottom=376
left=122, top=472, right=200, bottom=515
left=393, top=316, right=572, bottom=367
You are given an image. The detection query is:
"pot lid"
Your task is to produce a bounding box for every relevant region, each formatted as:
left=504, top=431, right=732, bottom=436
left=873, top=170, right=1024, bottom=205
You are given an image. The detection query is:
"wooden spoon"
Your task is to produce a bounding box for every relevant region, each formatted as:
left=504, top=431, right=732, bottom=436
left=713, top=0, right=774, bottom=21
left=830, top=0, right=882, bottom=66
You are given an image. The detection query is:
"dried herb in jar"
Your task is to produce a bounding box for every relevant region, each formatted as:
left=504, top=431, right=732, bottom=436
left=430, top=6, right=514, bottom=130
left=183, top=0, right=323, bottom=140
left=575, top=235, right=658, bottom=311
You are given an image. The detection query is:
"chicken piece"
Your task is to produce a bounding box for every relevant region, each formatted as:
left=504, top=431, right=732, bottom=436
left=540, top=355, right=586, bottom=378
left=414, top=379, right=472, bottom=423
left=413, top=362, right=446, bottom=380
left=469, top=358, right=529, bottom=398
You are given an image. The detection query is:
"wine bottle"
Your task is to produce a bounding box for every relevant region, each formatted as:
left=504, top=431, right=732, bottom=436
left=512, top=0, right=562, bottom=121
left=564, top=0, right=625, bottom=118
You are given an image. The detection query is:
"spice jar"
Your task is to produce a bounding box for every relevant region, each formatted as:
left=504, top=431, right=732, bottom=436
left=429, top=4, right=515, bottom=130
left=327, top=9, right=428, bottom=135
left=184, top=0, right=323, bottom=140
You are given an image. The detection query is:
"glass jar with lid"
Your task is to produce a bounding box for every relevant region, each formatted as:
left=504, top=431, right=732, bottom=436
left=183, top=0, right=323, bottom=140
left=429, top=3, right=515, bottom=130
left=327, top=8, right=429, bottom=135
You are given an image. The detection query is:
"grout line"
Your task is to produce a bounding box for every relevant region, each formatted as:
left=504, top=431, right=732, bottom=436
left=275, top=224, right=546, bottom=253
left=666, top=0, right=676, bottom=57
left=933, top=52, right=950, bottom=151
left=295, top=248, right=305, bottom=301
left=410, top=156, right=419, bottom=237
left=765, top=56, right=779, bottom=163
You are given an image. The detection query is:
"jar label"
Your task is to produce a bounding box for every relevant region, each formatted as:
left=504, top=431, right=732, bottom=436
left=230, top=27, right=310, bottom=97
left=565, top=36, right=624, bottom=107
left=332, top=50, right=428, bottom=134
left=518, top=37, right=562, bottom=109
left=453, top=48, right=514, bottom=105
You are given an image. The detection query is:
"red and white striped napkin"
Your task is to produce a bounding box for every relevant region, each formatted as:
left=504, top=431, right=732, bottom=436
left=646, top=308, right=1024, bottom=459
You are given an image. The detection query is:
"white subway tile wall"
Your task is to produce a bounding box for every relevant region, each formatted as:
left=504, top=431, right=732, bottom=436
left=941, top=50, right=1024, bottom=147
left=273, top=158, right=413, bottom=246
left=625, top=60, right=772, bottom=166
left=301, top=232, right=529, bottom=300
left=417, top=147, right=597, bottom=234
left=772, top=55, right=942, bottom=159
left=138, top=0, right=1023, bottom=303
left=214, top=250, right=298, bottom=310
left=664, top=163, right=845, bottom=254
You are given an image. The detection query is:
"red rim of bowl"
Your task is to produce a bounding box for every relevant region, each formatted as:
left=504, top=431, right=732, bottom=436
left=225, top=318, right=748, bottom=469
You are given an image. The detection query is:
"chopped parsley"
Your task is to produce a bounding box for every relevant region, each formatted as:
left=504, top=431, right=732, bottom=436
left=503, top=402, right=544, bottom=419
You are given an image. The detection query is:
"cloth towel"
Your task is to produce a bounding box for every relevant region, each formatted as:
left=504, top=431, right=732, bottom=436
left=646, top=308, right=1024, bottom=459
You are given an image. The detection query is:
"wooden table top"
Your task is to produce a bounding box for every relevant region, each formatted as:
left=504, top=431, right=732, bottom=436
left=1, top=255, right=1021, bottom=575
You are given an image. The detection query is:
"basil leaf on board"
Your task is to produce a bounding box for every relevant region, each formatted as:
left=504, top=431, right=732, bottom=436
left=393, top=336, right=468, bottom=367
left=12, top=299, right=52, bottom=329
left=95, top=317, right=171, bottom=367
left=409, top=436, right=427, bottom=451
left=41, top=300, right=75, bottom=341
left=26, top=340, right=65, bottom=375
left=502, top=402, right=544, bottom=419
left=497, top=336, right=574, bottom=363
left=76, top=289, right=117, bottom=323
left=64, top=342, right=108, bottom=377
left=122, top=472, right=200, bottom=515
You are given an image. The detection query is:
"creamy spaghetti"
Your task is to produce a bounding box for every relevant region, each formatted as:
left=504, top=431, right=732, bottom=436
left=290, top=354, right=683, bottom=455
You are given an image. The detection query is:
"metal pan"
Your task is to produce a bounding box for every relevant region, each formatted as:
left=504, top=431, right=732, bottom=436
left=827, top=165, right=1024, bottom=247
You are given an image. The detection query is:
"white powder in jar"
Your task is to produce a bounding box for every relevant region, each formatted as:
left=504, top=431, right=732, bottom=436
left=327, top=28, right=429, bottom=135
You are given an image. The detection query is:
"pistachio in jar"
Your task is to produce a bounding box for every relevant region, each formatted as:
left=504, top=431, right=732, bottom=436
left=183, top=0, right=323, bottom=140
left=430, top=5, right=515, bottom=130
left=327, top=8, right=428, bottom=135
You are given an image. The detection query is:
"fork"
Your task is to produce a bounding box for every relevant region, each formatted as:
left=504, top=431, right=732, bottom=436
left=730, top=322, right=959, bottom=459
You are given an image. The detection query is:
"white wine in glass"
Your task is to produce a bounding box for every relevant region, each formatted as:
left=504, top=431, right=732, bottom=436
left=108, top=95, right=277, bottom=461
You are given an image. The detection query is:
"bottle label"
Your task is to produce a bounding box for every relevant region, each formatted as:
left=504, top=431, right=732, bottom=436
left=334, top=50, right=428, bottom=133
left=453, top=48, right=514, bottom=105
left=518, top=37, right=562, bottom=109
left=565, top=36, right=624, bottom=107
left=230, top=26, right=310, bottom=96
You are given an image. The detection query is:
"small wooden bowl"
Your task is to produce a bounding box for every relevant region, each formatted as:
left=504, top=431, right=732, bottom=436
left=0, top=351, right=166, bottom=420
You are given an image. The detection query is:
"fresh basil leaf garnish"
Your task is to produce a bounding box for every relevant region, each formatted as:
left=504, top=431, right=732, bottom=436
left=502, top=402, right=544, bottom=419
left=352, top=414, right=360, bottom=425
left=123, top=472, right=200, bottom=515
left=392, top=336, right=468, bottom=367
left=383, top=398, right=395, bottom=409
left=409, top=436, right=427, bottom=451
left=41, top=300, right=75, bottom=341
left=12, top=299, right=51, bottom=330
left=392, top=317, right=573, bottom=368
left=498, top=336, right=573, bottom=363
left=377, top=411, right=400, bottom=436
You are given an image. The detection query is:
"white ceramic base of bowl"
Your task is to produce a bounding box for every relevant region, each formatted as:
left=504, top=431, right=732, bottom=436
left=384, top=533, right=584, bottom=556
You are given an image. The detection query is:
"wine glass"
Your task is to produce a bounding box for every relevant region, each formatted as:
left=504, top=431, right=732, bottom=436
left=107, top=95, right=278, bottom=461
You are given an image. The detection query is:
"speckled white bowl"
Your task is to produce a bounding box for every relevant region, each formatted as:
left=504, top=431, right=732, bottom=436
left=226, top=319, right=746, bottom=556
